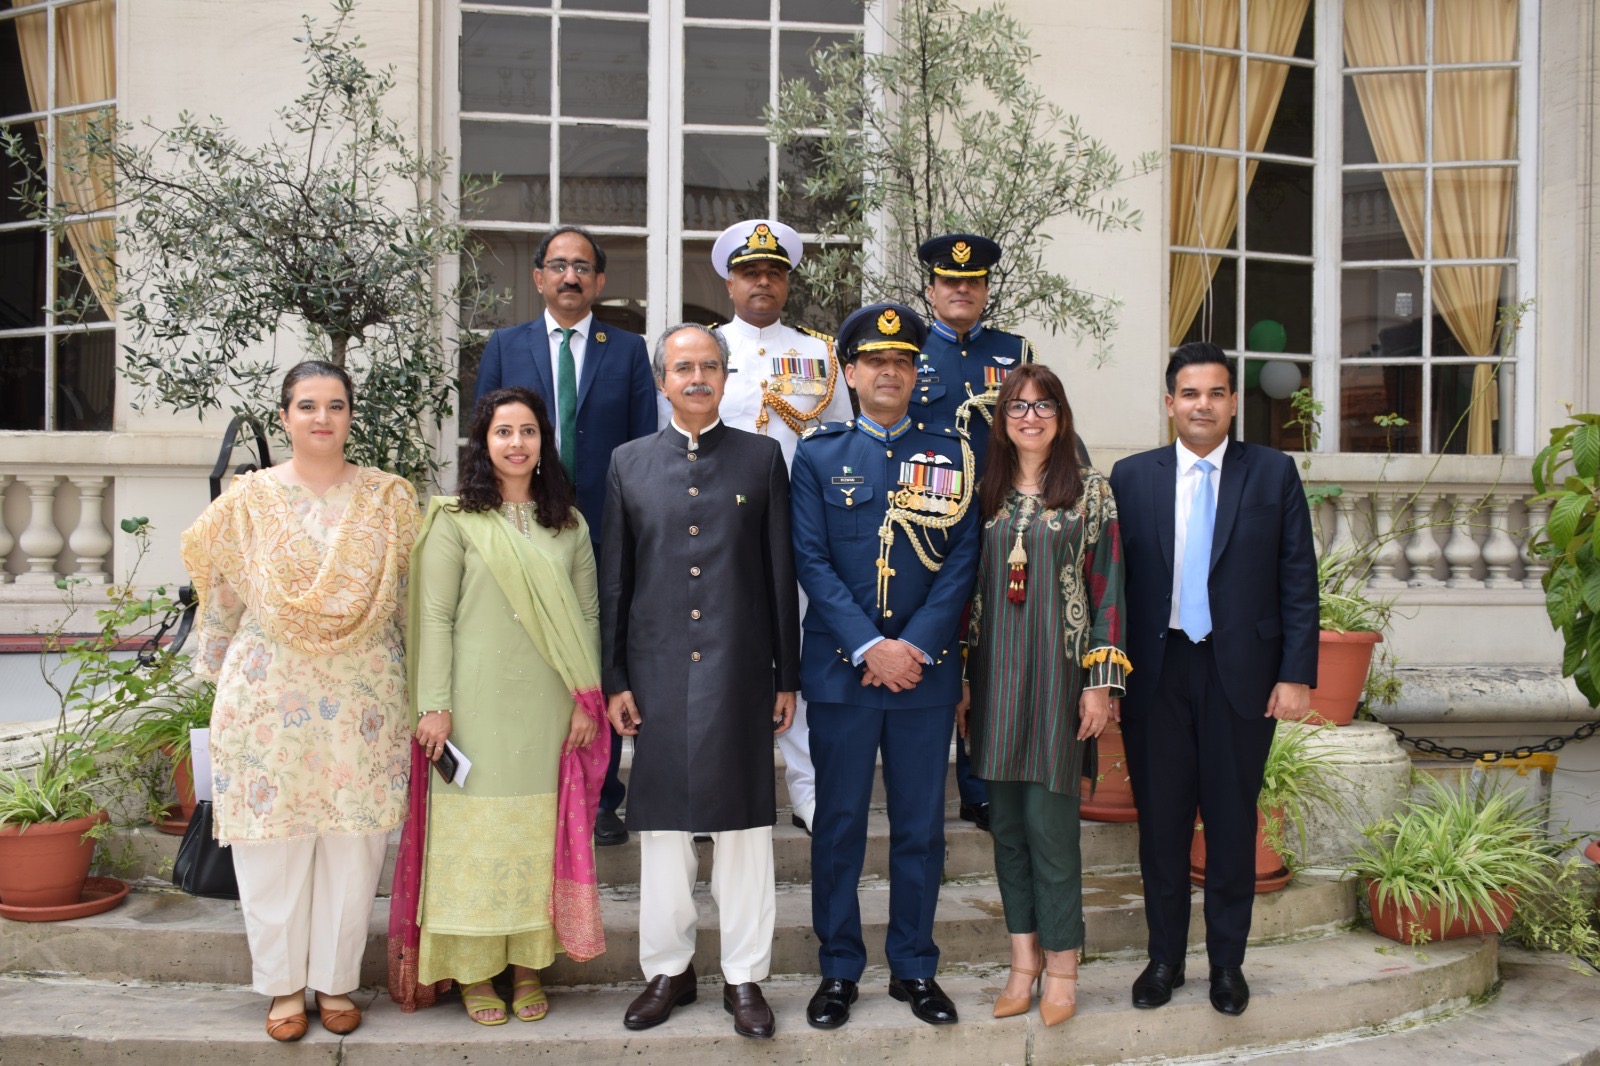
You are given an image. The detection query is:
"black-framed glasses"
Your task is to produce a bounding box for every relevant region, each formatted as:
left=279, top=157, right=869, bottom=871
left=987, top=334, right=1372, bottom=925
left=540, top=259, right=596, bottom=277
left=1003, top=399, right=1059, bottom=419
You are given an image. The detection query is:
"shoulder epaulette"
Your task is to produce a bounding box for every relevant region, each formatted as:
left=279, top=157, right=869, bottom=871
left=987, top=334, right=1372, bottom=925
left=796, top=326, right=836, bottom=344
left=802, top=420, right=852, bottom=439
left=1021, top=336, right=1036, bottom=363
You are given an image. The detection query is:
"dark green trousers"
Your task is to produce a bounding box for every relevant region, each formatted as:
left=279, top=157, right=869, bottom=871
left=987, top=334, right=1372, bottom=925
left=987, top=780, right=1085, bottom=951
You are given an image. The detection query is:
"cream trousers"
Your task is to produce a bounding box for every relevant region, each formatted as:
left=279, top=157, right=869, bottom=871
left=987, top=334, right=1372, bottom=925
left=231, top=833, right=388, bottom=996
left=637, top=827, right=774, bottom=985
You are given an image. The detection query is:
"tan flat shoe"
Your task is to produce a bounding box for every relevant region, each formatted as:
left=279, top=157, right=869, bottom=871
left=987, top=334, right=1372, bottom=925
left=265, top=995, right=308, bottom=1042
left=315, top=992, right=363, bottom=1034
left=992, top=965, right=1040, bottom=1019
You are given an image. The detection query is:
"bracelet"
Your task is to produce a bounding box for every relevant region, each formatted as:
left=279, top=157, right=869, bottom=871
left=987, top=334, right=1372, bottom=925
left=418, top=708, right=451, bottom=719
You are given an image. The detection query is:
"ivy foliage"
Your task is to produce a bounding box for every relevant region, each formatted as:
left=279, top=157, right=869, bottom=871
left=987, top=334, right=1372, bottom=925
left=1, top=0, right=499, bottom=485
left=1532, top=413, right=1600, bottom=706
left=766, top=0, right=1156, bottom=356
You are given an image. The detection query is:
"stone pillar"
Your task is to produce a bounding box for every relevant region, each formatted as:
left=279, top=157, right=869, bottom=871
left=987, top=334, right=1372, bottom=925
left=0, top=473, right=14, bottom=583
left=15, top=475, right=64, bottom=585
left=1293, top=721, right=1413, bottom=868
left=66, top=475, right=113, bottom=584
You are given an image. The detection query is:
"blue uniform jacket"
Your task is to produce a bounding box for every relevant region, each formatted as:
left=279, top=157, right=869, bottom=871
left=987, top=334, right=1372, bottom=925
left=915, top=321, right=1031, bottom=472
left=790, top=418, right=980, bottom=708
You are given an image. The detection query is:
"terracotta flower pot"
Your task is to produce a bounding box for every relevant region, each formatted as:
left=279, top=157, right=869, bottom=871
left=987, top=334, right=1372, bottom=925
left=1366, top=882, right=1518, bottom=943
left=1303, top=630, right=1383, bottom=726
left=1190, top=807, right=1291, bottom=893
left=155, top=744, right=199, bottom=835
left=1080, top=719, right=1137, bottom=822
left=0, top=810, right=109, bottom=908
left=1586, top=839, right=1600, bottom=865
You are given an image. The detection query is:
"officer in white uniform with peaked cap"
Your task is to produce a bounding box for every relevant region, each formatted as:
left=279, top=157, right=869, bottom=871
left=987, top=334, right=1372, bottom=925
left=710, top=218, right=855, bottom=834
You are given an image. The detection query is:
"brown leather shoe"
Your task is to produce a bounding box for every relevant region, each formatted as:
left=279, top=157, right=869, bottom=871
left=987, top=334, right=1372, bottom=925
left=315, top=992, right=362, bottom=1034
left=724, top=982, right=775, bottom=1038
left=623, top=963, right=697, bottom=1030
left=265, top=995, right=308, bottom=1042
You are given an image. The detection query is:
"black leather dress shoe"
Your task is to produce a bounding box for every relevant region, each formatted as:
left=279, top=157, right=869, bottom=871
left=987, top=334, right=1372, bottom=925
left=723, top=982, right=775, bottom=1038
left=1209, top=965, right=1250, bottom=1015
left=623, top=963, right=696, bottom=1030
left=594, top=808, right=628, bottom=847
left=958, top=802, right=991, bottom=832
left=888, top=976, right=958, bottom=1025
left=806, top=977, right=858, bottom=1030
left=1131, top=959, right=1186, bottom=1009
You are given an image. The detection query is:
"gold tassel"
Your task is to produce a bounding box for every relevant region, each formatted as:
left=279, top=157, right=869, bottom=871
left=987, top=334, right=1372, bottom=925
left=1081, top=647, right=1133, bottom=673
left=1006, top=527, right=1027, bottom=604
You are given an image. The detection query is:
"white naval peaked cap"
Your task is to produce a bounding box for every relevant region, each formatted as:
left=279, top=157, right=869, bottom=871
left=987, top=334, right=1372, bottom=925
left=711, top=219, right=804, bottom=280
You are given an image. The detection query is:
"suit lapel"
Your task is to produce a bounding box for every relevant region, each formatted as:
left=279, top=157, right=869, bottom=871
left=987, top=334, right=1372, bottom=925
left=1211, top=440, right=1247, bottom=567
left=1155, top=445, right=1178, bottom=578
left=526, top=320, right=555, bottom=400
left=577, top=326, right=606, bottom=413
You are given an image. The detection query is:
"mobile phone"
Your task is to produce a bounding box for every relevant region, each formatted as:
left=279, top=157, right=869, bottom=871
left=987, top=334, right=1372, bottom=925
left=433, top=744, right=459, bottom=784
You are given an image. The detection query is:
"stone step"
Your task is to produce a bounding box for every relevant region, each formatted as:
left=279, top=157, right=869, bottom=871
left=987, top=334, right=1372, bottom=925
left=0, top=932, right=1498, bottom=1066
left=100, top=810, right=1143, bottom=893
left=2, top=872, right=1356, bottom=989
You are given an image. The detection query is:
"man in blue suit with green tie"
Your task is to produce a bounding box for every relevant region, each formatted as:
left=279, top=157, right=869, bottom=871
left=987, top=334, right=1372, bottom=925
left=475, top=225, right=657, bottom=847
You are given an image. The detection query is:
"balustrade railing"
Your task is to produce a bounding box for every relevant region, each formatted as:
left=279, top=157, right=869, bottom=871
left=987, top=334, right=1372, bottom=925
left=0, top=469, right=115, bottom=587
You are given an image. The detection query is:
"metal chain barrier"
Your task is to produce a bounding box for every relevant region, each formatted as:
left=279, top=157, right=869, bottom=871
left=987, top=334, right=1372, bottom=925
left=1385, top=720, right=1600, bottom=763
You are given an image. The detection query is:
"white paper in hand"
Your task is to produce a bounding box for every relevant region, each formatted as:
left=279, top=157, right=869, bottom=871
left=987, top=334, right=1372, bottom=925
left=190, top=728, right=215, bottom=801
left=445, top=740, right=471, bottom=787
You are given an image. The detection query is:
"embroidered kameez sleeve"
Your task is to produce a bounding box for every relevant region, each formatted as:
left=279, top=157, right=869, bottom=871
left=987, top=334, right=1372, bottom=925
left=1076, top=473, right=1130, bottom=693
left=412, top=511, right=467, bottom=716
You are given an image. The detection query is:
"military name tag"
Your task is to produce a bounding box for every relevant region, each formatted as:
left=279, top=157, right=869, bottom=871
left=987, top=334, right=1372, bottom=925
left=831, top=475, right=865, bottom=486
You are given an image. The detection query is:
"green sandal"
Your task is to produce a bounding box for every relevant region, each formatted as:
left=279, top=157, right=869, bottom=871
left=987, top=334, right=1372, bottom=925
left=511, top=976, right=549, bottom=1022
left=462, top=982, right=508, bottom=1026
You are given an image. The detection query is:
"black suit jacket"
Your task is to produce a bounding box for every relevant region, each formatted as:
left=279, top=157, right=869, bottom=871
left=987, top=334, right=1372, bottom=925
left=1109, top=440, right=1318, bottom=718
left=476, top=318, right=657, bottom=547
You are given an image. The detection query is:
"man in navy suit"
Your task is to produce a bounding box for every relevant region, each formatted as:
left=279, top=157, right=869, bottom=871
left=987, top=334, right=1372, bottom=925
left=475, top=225, right=657, bottom=847
left=791, top=302, right=979, bottom=1030
left=1108, top=341, right=1318, bottom=1017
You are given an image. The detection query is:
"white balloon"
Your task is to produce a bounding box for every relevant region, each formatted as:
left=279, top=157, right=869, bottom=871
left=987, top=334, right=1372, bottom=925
left=1259, top=360, right=1303, bottom=400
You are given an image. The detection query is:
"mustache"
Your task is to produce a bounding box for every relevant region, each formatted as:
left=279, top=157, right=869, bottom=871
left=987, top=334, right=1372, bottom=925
left=559, top=283, right=583, bottom=293
left=683, top=384, right=715, bottom=396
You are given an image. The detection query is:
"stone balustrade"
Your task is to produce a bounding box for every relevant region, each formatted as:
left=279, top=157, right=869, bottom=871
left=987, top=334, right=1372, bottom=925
left=0, top=468, right=116, bottom=587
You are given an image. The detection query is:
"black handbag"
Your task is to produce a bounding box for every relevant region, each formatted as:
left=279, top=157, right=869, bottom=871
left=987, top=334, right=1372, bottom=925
left=172, top=800, right=239, bottom=900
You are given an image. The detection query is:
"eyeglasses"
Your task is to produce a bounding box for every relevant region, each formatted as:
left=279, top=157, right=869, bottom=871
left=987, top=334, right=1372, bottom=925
left=540, top=259, right=596, bottom=277
left=1003, top=399, right=1059, bottom=419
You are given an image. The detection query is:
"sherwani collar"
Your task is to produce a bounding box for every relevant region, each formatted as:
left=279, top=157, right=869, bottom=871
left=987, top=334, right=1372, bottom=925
left=667, top=417, right=727, bottom=454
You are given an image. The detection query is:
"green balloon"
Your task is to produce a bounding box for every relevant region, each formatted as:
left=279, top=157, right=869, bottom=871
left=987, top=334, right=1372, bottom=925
left=1247, top=319, right=1288, bottom=353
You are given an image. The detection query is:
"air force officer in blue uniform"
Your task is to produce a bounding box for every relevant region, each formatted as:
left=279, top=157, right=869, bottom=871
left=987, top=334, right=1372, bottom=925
left=791, top=303, right=979, bottom=1030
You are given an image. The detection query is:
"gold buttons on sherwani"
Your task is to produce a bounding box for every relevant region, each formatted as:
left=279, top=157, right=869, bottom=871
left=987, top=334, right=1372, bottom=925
left=689, top=525, right=700, bottom=535
left=690, top=566, right=701, bottom=577
left=691, top=651, right=702, bottom=662
left=691, top=609, right=701, bottom=619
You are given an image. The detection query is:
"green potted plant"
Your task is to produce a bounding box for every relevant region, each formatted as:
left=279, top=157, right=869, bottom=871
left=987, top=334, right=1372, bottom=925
left=1345, top=775, right=1558, bottom=945
left=1192, top=722, right=1347, bottom=892
left=1308, top=551, right=1392, bottom=725
left=0, top=518, right=187, bottom=917
left=120, top=682, right=214, bottom=834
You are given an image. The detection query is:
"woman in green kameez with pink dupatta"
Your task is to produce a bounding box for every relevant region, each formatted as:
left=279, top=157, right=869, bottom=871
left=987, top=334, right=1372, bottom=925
left=388, top=387, right=608, bottom=1025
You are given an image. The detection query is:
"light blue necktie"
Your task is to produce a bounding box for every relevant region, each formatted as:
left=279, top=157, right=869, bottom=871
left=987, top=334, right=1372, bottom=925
left=1180, top=458, right=1215, bottom=642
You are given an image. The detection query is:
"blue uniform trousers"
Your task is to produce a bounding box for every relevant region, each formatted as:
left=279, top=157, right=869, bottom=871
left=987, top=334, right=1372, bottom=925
left=809, top=700, right=953, bottom=981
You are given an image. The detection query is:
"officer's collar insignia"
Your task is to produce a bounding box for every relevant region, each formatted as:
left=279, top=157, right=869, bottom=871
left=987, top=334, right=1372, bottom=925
left=877, top=309, right=901, bottom=337
left=855, top=413, right=912, bottom=442
left=952, top=241, right=972, bottom=265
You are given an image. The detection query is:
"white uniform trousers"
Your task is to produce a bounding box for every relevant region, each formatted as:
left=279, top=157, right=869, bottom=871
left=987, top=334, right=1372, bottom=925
left=776, top=586, right=815, bottom=813
left=638, top=826, right=774, bottom=985
left=231, top=832, right=389, bottom=996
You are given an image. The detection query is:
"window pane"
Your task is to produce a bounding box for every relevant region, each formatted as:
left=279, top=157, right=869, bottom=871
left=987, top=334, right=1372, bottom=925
left=0, top=228, right=46, bottom=327
left=685, top=27, right=769, bottom=126
left=0, top=122, right=39, bottom=227
left=1341, top=266, right=1424, bottom=357
left=780, top=30, right=856, bottom=101
left=1242, top=259, right=1310, bottom=352
left=1432, top=266, right=1515, bottom=356
left=1434, top=70, right=1515, bottom=161
left=55, top=327, right=113, bottom=431
left=683, top=132, right=768, bottom=231
left=1248, top=0, right=1312, bottom=56
left=0, top=15, right=37, bottom=118
left=1345, top=75, right=1424, bottom=164
left=1433, top=168, right=1515, bottom=258
left=1437, top=4, right=1517, bottom=63
left=1344, top=0, right=1424, bottom=67
left=1340, top=363, right=1421, bottom=453
left=686, top=0, right=751, bottom=17
left=1175, top=254, right=1237, bottom=350
left=461, top=121, right=551, bottom=223
left=57, top=229, right=110, bottom=323
left=1171, top=52, right=1240, bottom=150
left=461, top=13, right=551, bottom=116
left=1243, top=160, right=1312, bottom=256
left=1342, top=169, right=1419, bottom=261
left=1259, top=62, right=1314, bottom=158
left=0, top=334, right=44, bottom=429
left=785, top=242, right=859, bottom=333
left=4, top=10, right=44, bottom=109
left=567, top=0, right=646, bottom=12
left=560, top=125, right=648, bottom=226
left=1173, top=1, right=1238, bottom=48
left=778, top=135, right=853, bottom=228
left=55, top=0, right=113, bottom=109
left=589, top=236, right=647, bottom=334
left=680, top=239, right=723, bottom=325
left=1431, top=363, right=1500, bottom=453
left=560, top=18, right=648, bottom=121
left=1240, top=359, right=1310, bottom=449
left=781, top=0, right=865, bottom=24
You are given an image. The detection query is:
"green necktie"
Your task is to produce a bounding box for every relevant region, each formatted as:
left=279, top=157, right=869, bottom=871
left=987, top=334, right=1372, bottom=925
left=557, top=327, right=577, bottom=478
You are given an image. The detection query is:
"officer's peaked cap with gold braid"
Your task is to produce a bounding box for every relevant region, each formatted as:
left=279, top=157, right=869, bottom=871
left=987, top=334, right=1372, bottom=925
left=836, top=301, right=928, bottom=363
left=918, top=233, right=1002, bottom=279
left=712, top=218, right=803, bottom=280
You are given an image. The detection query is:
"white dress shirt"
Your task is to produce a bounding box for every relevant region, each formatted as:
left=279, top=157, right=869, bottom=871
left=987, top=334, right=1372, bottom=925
left=1169, top=437, right=1228, bottom=630
left=543, top=310, right=594, bottom=452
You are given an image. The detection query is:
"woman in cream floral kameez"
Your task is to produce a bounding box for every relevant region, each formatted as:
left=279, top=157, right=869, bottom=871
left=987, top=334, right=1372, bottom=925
left=182, top=361, right=420, bottom=1042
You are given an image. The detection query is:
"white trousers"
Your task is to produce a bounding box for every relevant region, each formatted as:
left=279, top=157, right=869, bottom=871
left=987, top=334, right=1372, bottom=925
left=777, top=586, right=815, bottom=809
left=638, top=827, right=774, bottom=985
left=232, top=833, right=388, bottom=996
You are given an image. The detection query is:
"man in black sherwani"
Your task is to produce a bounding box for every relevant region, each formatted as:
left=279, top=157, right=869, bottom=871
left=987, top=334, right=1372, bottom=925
left=600, top=322, right=801, bottom=1040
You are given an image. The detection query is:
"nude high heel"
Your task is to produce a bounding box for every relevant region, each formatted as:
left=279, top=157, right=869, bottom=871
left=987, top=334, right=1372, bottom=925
left=1040, top=955, right=1079, bottom=1026
left=992, top=965, right=1040, bottom=1018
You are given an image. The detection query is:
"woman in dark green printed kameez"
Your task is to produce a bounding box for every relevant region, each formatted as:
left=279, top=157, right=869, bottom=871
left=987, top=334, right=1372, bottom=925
left=958, top=364, right=1130, bottom=1026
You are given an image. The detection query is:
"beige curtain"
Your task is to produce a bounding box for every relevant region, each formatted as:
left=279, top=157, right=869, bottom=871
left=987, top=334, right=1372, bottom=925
left=1344, top=0, right=1516, bottom=453
left=1169, top=0, right=1310, bottom=346
left=14, top=0, right=117, bottom=315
